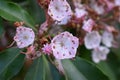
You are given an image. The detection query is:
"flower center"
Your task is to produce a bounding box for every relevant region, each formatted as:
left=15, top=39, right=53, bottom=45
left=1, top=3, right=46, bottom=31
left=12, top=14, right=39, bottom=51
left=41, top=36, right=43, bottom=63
left=23, top=35, right=29, bottom=40
left=60, top=42, right=64, bottom=47
left=55, top=5, right=60, bottom=11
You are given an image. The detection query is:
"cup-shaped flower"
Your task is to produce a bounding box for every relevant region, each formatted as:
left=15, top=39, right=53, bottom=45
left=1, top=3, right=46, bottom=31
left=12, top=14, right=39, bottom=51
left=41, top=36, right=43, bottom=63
left=102, top=31, right=113, bottom=47
left=14, top=26, right=35, bottom=48
left=91, top=3, right=105, bottom=15
left=84, top=31, right=101, bottom=49
left=82, top=19, right=95, bottom=32
left=92, top=46, right=110, bottom=63
left=74, top=8, right=87, bottom=19
left=51, top=31, right=79, bottom=59
left=115, top=0, right=120, bottom=6
left=48, top=0, right=72, bottom=21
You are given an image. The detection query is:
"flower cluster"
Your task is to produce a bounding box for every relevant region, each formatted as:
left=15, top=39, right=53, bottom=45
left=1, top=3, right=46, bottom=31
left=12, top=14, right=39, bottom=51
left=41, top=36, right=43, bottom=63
left=84, top=30, right=114, bottom=63
left=13, top=0, right=119, bottom=64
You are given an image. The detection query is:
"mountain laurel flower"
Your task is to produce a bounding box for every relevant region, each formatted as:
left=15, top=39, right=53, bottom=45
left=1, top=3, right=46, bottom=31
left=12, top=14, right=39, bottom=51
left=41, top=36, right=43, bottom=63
left=14, top=26, right=35, bottom=48
left=102, top=31, right=114, bottom=47
left=42, top=43, right=52, bottom=55
left=84, top=31, right=101, bottom=49
left=74, top=8, right=87, bottom=19
left=55, top=15, right=71, bottom=25
left=82, top=19, right=95, bottom=32
left=91, top=3, right=105, bottom=15
left=48, top=0, right=72, bottom=21
left=51, top=31, right=79, bottom=59
left=92, top=46, right=110, bottom=63
left=115, top=0, right=120, bottom=6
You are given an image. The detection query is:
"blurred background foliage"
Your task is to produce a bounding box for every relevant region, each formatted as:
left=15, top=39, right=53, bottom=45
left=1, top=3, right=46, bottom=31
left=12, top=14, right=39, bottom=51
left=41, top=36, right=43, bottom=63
left=0, top=0, right=120, bottom=80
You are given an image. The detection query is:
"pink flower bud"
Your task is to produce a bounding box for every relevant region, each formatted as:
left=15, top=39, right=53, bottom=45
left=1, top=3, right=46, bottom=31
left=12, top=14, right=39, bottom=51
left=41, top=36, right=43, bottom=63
left=42, top=43, right=52, bottom=55
left=82, top=19, right=95, bottom=32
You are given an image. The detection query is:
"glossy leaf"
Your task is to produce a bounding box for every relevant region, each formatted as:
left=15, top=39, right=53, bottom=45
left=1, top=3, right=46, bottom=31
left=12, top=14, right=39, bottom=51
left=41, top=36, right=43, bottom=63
left=62, top=57, right=109, bottom=80
left=96, top=61, right=117, bottom=80
left=0, top=47, right=25, bottom=80
left=27, top=0, right=45, bottom=24
left=0, top=0, right=36, bottom=30
left=0, top=17, right=4, bottom=37
left=25, top=55, right=62, bottom=80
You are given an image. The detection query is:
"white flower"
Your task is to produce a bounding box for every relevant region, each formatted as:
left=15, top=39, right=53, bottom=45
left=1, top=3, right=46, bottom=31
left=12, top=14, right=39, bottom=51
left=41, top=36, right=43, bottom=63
left=74, top=8, right=87, bottom=19
left=102, top=31, right=113, bottom=47
left=92, top=46, right=110, bottom=63
left=48, top=0, right=72, bottom=21
left=55, top=15, right=71, bottom=25
left=91, top=2, right=105, bottom=15
left=84, top=31, right=101, bottom=49
left=82, top=19, right=95, bottom=32
left=51, top=31, right=79, bottom=59
left=115, top=0, right=120, bottom=6
left=14, top=26, right=35, bottom=48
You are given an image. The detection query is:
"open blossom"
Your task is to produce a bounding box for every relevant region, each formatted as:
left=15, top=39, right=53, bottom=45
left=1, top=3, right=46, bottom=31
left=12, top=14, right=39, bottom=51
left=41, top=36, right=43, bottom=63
left=74, top=8, right=87, bottom=19
left=102, top=31, right=114, bottom=47
left=74, top=3, right=87, bottom=19
left=48, top=0, right=72, bottom=21
left=51, top=31, right=79, bottom=59
left=42, top=43, right=52, bottom=55
left=82, top=19, right=95, bottom=32
left=115, top=0, right=120, bottom=6
left=84, top=31, right=101, bottom=49
left=55, top=15, right=71, bottom=25
left=14, top=26, right=35, bottom=48
left=90, top=1, right=105, bottom=15
left=92, top=46, right=110, bottom=63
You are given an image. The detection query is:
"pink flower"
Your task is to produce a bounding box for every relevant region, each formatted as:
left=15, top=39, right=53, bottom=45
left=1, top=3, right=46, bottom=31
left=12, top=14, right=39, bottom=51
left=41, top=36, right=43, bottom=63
left=48, top=0, right=72, bottom=21
left=55, top=15, right=71, bottom=25
left=74, top=8, right=88, bottom=19
left=90, top=1, right=105, bottom=15
left=42, top=43, right=52, bottom=55
left=82, top=19, right=95, bottom=32
left=104, top=0, right=114, bottom=11
left=39, top=21, right=48, bottom=36
left=51, top=31, right=79, bottom=59
left=102, top=31, right=114, bottom=47
left=14, top=26, right=35, bottom=48
left=84, top=31, right=101, bottom=49
left=115, top=0, right=120, bottom=6
left=92, top=46, right=110, bottom=63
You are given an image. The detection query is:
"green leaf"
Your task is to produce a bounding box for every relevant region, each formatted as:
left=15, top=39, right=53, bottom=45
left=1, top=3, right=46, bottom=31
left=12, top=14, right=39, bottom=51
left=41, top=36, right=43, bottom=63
left=25, top=55, right=62, bottom=80
left=62, top=57, right=109, bottom=80
left=27, top=0, right=45, bottom=24
left=96, top=61, right=117, bottom=80
left=0, top=17, right=4, bottom=37
left=0, top=0, right=36, bottom=31
left=0, top=47, right=25, bottom=80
